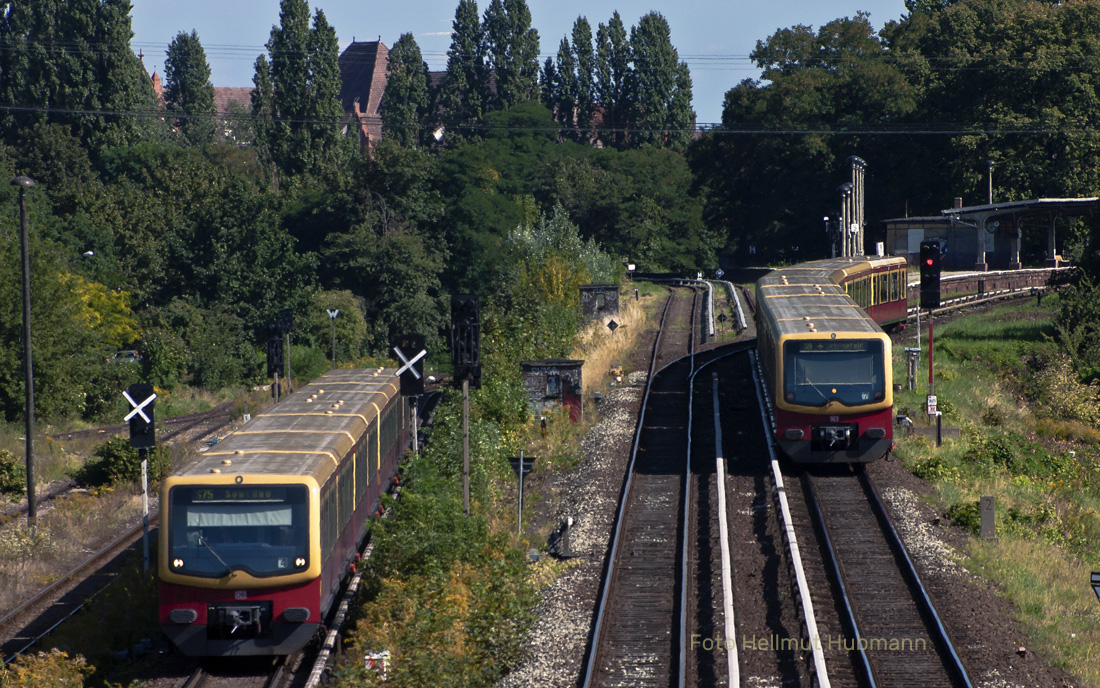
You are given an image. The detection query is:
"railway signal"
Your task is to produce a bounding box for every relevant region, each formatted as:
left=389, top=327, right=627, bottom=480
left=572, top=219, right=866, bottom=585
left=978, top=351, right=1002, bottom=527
left=919, top=240, right=942, bottom=309
left=125, top=383, right=157, bottom=449
left=266, top=336, right=284, bottom=377
left=394, top=334, right=426, bottom=396
left=450, top=294, right=481, bottom=390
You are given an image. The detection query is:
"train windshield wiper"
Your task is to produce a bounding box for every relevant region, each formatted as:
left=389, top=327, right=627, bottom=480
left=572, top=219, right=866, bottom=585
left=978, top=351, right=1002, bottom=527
left=801, top=374, right=830, bottom=402
left=197, top=534, right=231, bottom=574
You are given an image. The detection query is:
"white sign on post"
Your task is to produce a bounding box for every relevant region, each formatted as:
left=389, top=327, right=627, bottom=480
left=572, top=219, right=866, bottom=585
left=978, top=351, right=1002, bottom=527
left=926, top=394, right=937, bottom=416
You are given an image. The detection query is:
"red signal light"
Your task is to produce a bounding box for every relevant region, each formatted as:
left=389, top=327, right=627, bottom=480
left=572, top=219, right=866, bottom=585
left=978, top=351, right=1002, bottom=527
left=925, top=259, right=934, bottom=266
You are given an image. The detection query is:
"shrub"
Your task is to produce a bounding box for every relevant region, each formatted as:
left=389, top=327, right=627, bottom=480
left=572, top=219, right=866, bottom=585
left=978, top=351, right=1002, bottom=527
left=947, top=500, right=981, bottom=536
left=0, top=649, right=92, bottom=687
left=911, top=454, right=960, bottom=482
left=981, top=405, right=1005, bottom=427
left=962, top=433, right=1017, bottom=469
left=74, top=436, right=171, bottom=488
left=1033, top=354, right=1100, bottom=425
left=0, top=449, right=26, bottom=497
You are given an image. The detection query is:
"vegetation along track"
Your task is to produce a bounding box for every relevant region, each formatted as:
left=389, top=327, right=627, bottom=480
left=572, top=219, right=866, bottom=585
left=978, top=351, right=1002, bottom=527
left=582, top=285, right=701, bottom=687
left=0, top=515, right=156, bottom=665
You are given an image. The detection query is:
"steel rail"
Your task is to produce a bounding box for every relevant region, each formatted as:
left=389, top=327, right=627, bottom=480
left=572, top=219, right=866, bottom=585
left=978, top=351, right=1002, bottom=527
left=677, top=287, right=701, bottom=686
left=683, top=352, right=755, bottom=687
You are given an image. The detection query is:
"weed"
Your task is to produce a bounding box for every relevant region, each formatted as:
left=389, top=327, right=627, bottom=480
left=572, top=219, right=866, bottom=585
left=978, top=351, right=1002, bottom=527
left=0, top=449, right=25, bottom=497
left=947, top=500, right=981, bottom=535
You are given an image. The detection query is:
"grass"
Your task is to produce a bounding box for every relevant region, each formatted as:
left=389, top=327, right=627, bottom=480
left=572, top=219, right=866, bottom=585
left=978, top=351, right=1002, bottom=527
left=892, top=293, right=1100, bottom=686
left=0, top=486, right=147, bottom=616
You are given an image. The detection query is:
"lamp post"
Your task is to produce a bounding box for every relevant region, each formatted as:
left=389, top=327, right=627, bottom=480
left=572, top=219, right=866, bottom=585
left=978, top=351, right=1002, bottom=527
left=326, top=309, right=340, bottom=368
left=12, top=176, right=36, bottom=525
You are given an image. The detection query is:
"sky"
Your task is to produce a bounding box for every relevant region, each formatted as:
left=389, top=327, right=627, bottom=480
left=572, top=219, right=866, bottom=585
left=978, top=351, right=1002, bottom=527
left=130, top=0, right=909, bottom=126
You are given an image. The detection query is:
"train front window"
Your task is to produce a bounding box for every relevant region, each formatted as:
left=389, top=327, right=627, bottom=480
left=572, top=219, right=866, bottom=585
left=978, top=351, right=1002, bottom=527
left=168, top=485, right=309, bottom=578
left=783, top=340, right=885, bottom=407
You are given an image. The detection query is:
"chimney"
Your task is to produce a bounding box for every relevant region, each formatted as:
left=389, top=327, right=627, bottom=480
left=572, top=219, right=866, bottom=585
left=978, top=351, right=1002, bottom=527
left=953, top=197, right=963, bottom=209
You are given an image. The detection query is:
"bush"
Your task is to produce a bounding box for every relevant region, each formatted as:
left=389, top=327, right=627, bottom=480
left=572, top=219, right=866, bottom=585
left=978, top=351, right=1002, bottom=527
left=947, top=500, right=981, bottom=536
left=0, top=449, right=26, bottom=497
left=74, top=436, right=171, bottom=488
left=911, top=454, right=960, bottom=482
left=961, top=431, right=1018, bottom=469
left=1034, top=354, right=1100, bottom=425
left=0, top=649, right=92, bottom=687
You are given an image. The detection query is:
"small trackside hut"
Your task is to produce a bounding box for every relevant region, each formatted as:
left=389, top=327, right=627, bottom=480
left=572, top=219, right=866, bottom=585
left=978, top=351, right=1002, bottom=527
left=158, top=368, right=406, bottom=656
left=520, top=359, right=585, bottom=422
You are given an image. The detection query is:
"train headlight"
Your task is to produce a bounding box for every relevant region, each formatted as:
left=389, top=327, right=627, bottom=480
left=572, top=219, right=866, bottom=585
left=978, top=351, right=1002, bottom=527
left=295, top=557, right=307, bottom=567
left=866, top=427, right=886, bottom=439
left=173, top=558, right=185, bottom=569
left=783, top=429, right=805, bottom=441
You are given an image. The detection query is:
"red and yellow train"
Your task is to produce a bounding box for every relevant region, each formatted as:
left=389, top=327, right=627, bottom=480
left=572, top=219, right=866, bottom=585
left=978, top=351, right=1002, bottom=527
left=159, top=368, right=406, bottom=656
left=755, top=256, right=907, bottom=462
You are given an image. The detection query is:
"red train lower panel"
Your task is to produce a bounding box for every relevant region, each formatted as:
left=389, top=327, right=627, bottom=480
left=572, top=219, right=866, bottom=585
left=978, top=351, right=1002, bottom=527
left=775, top=406, right=894, bottom=463
left=159, top=578, right=321, bottom=656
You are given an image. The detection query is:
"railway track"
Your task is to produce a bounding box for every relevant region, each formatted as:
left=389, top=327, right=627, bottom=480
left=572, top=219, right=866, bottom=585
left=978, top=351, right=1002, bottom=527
left=582, top=286, right=699, bottom=687
left=179, top=656, right=292, bottom=688
left=749, top=345, right=973, bottom=687
left=683, top=350, right=758, bottom=686
left=801, top=466, right=972, bottom=688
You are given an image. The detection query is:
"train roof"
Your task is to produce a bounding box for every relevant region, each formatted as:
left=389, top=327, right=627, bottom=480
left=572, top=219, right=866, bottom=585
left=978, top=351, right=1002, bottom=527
left=757, top=256, right=905, bottom=338
left=177, top=368, right=400, bottom=486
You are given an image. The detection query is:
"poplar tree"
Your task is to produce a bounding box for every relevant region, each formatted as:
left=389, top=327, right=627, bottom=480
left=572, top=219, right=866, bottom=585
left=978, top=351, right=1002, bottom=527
left=595, top=12, right=631, bottom=148
left=553, top=36, right=577, bottom=133
left=0, top=0, right=159, bottom=150
left=571, top=17, right=595, bottom=138
left=629, top=12, right=694, bottom=148
left=483, top=0, right=540, bottom=109
left=438, top=0, right=487, bottom=142
left=539, top=57, right=558, bottom=112
left=382, top=33, right=432, bottom=147
left=164, top=30, right=217, bottom=145
left=254, top=0, right=346, bottom=177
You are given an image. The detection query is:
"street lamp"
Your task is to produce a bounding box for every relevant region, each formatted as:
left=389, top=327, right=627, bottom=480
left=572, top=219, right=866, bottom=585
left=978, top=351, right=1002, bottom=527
left=11, top=176, right=36, bottom=525
left=327, top=309, right=340, bottom=368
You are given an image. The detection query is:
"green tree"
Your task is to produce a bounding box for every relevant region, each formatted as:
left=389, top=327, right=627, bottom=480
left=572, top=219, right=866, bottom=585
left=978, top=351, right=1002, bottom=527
left=628, top=12, right=695, bottom=148
left=694, top=12, right=916, bottom=262
left=595, top=12, right=631, bottom=148
left=163, top=30, right=217, bottom=145
left=552, top=36, right=578, bottom=132
left=0, top=0, right=162, bottom=151
left=382, top=33, right=432, bottom=147
left=438, top=0, right=488, bottom=143
left=301, top=290, right=368, bottom=363
left=483, top=0, right=541, bottom=109
left=255, top=0, right=347, bottom=177
left=571, top=17, right=595, bottom=139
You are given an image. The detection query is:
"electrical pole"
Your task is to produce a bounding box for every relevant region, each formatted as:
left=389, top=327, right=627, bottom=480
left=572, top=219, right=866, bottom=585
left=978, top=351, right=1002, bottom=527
left=12, top=176, right=36, bottom=525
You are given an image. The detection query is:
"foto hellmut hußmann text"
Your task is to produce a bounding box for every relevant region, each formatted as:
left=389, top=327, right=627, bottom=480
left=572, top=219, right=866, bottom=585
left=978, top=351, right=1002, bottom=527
left=691, top=633, right=928, bottom=653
